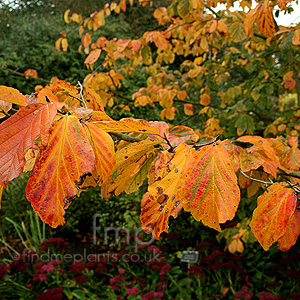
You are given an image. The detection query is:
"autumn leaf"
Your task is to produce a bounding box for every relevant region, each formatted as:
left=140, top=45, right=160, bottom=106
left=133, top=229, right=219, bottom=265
left=101, top=139, right=162, bottom=198
left=85, top=122, right=115, bottom=186
left=26, top=115, right=95, bottom=228
left=84, top=49, right=102, bottom=65
left=90, top=118, right=160, bottom=135
left=0, top=86, right=27, bottom=107
left=256, top=1, right=275, bottom=37
left=292, top=29, right=300, bottom=46
left=239, top=149, right=264, bottom=173
left=280, top=136, right=300, bottom=171
left=0, top=103, right=57, bottom=187
left=24, top=69, right=38, bottom=79
left=237, top=136, right=284, bottom=177
left=0, top=185, right=3, bottom=209
left=277, top=210, right=300, bottom=251
left=0, top=100, right=12, bottom=119
left=140, top=143, right=192, bottom=239
left=250, top=182, right=297, bottom=250
left=181, top=143, right=240, bottom=231
left=244, top=5, right=258, bottom=37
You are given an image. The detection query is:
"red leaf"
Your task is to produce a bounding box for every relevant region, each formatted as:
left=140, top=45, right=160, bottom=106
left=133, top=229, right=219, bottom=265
left=0, top=103, right=57, bottom=187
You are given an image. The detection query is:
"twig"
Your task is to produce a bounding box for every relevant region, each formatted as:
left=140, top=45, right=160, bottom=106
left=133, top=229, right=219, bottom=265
left=193, top=135, right=220, bottom=149
left=205, top=5, right=221, bottom=19
left=163, top=132, right=175, bottom=152
left=77, top=81, right=88, bottom=109
left=239, top=169, right=273, bottom=186
left=278, top=170, right=300, bottom=180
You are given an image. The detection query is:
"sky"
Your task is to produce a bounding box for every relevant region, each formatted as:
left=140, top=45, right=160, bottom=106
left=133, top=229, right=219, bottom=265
left=216, top=1, right=300, bottom=26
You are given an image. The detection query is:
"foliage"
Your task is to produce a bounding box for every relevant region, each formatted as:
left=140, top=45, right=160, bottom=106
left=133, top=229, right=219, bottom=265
left=0, top=233, right=299, bottom=300
left=0, top=0, right=300, bottom=253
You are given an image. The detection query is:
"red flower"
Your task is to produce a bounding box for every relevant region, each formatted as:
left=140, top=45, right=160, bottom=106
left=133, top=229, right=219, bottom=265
left=69, top=262, right=85, bottom=274
left=259, top=292, right=284, bottom=300
left=37, top=287, right=63, bottom=300
left=126, top=287, right=139, bottom=295
left=74, top=275, right=86, bottom=284
left=234, top=286, right=253, bottom=300
left=0, top=263, right=9, bottom=280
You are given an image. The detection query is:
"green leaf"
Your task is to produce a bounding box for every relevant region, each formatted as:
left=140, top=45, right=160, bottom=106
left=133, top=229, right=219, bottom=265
left=72, top=289, right=86, bottom=299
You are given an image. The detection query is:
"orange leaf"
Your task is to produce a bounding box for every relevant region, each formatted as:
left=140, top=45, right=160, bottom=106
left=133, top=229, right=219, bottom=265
left=200, top=93, right=211, bottom=106
left=244, top=5, right=258, bottom=37
left=0, top=184, right=3, bottom=209
left=152, top=31, right=169, bottom=50
left=256, top=0, right=275, bottom=37
left=84, top=87, right=105, bottom=111
left=239, top=149, right=264, bottom=173
left=184, top=103, right=194, bottom=115
left=90, top=118, right=160, bottom=135
left=277, top=210, right=300, bottom=251
left=24, top=69, right=38, bottom=79
left=37, top=88, right=65, bottom=109
left=82, top=33, right=91, bottom=50
left=237, top=136, right=284, bottom=177
left=0, top=103, right=57, bottom=187
left=181, top=143, right=240, bottom=231
left=280, top=137, right=300, bottom=171
left=84, top=49, right=102, bottom=65
left=0, top=86, right=27, bottom=106
left=292, top=29, right=300, bottom=46
left=250, top=182, right=297, bottom=250
left=85, top=122, right=115, bottom=185
left=26, top=115, right=95, bottom=228
left=277, top=0, right=290, bottom=10
left=140, top=143, right=192, bottom=239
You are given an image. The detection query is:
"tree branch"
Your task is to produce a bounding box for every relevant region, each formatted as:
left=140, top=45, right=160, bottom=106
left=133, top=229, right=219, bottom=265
left=278, top=170, right=300, bottom=180
left=110, top=132, right=142, bottom=143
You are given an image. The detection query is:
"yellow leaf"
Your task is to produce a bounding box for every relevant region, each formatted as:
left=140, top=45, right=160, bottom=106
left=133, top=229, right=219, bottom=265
left=90, top=118, right=159, bottom=135
left=101, top=140, right=161, bottom=198
left=64, top=9, right=70, bottom=23
left=141, top=143, right=192, bottom=239
left=0, top=86, right=27, bottom=106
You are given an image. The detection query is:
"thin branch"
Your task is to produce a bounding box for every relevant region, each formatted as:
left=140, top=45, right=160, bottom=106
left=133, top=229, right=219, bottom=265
left=278, top=170, right=300, bottom=180
left=77, top=81, right=88, bottom=109
left=110, top=132, right=142, bottom=143
left=205, top=5, right=221, bottom=19
left=193, top=135, right=220, bottom=150
left=239, top=169, right=273, bottom=186
left=0, top=67, right=50, bottom=83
